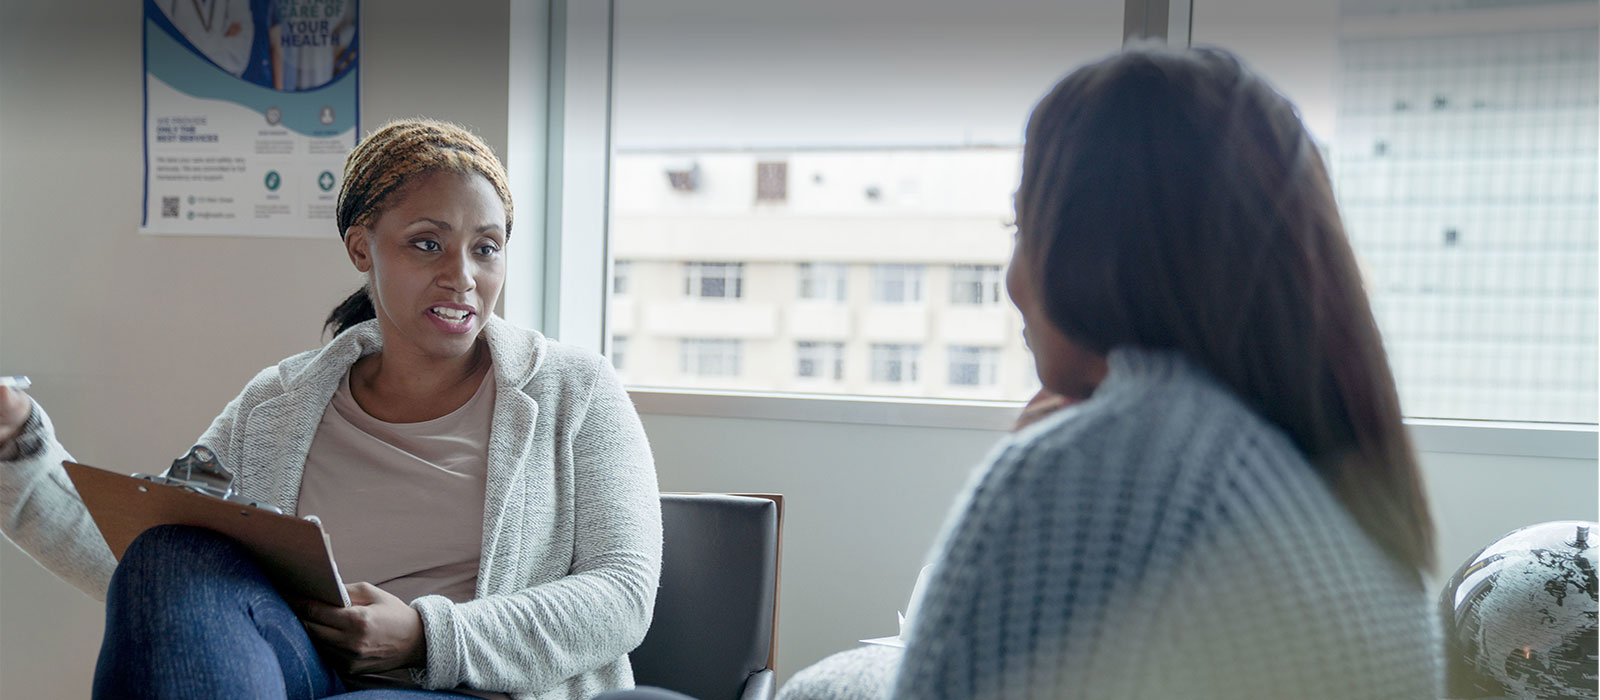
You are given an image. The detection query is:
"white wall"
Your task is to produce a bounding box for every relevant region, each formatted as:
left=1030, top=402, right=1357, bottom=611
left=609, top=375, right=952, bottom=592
left=0, top=1, right=510, bottom=696
left=643, top=411, right=1599, bottom=683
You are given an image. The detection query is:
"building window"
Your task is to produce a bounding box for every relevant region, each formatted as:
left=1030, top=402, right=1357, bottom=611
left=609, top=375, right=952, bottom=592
left=756, top=161, right=788, bottom=201
left=612, top=260, right=632, bottom=296
left=871, top=264, right=925, bottom=304
left=870, top=343, right=921, bottom=383
left=948, top=345, right=1000, bottom=386
left=680, top=339, right=742, bottom=377
left=798, top=263, right=848, bottom=302
left=683, top=262, right=745, bottom=299
left=610, top=335, right=629, bottom=371
left=950, top=264, right=1004, bottom=305
left=796, top=341, right=845, bottom=380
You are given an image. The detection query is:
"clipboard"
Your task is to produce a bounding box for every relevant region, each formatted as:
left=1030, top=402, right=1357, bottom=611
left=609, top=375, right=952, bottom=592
left=63, top=454, right=349, bottom=607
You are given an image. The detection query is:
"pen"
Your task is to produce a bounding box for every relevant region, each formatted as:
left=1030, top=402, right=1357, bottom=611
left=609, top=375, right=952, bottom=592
left=0, top=376, right=31, bottom=391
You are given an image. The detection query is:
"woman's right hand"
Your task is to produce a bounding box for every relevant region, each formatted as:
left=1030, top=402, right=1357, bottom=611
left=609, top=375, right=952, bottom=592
left=0, top=387, right=32, bottom=445
left=1014, top=389, right=1075, bottom=432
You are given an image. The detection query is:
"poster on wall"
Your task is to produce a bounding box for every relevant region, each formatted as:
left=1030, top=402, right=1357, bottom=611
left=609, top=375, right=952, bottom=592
left=141, top=0, right=359, bottom=238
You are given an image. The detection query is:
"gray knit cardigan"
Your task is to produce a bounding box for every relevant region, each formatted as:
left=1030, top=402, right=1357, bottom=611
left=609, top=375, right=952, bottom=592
left=0, top=316, right=663, bottom=700
left=781, top=347, right=1440, bottom=700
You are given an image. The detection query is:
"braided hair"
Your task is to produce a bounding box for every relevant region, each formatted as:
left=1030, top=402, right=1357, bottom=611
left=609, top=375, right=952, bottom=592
left=325, top=119, right=513, bottom=337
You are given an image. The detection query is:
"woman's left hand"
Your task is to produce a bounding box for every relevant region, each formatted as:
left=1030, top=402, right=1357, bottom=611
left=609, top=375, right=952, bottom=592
left=299, top=582, right=427, bottom=675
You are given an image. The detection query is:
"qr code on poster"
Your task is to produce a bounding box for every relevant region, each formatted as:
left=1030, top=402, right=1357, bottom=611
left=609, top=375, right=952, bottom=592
left=161, top=196, right=180, bottom=218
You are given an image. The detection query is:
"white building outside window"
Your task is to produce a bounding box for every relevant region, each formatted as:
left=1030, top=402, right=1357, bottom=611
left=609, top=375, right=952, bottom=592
left=683, top=262, right=744, bottom=299
left=680, top=338, right=742, bottom=377
left=607, top=0, right=1597, bottom=423
left=798, top=263, right=848, bottom=302
left=870, top=343, right=921, bottom=383
left=796, top=341, right=845, bottom=380
left=948, top=345, right=1000, bottom=386
left=872, top=264, right=925, bottom=304
left=950, top=264, right=1005, bottom=306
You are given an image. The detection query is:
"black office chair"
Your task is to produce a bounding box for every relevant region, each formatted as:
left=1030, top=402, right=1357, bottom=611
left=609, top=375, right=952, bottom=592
left=630, top=493, right=783, bottom=700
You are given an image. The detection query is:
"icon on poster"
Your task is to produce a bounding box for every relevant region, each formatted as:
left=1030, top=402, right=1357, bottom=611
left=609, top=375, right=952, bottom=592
left=319, top=106, right=335, bottom=126
left=265, top=106, right=282, bottom=126
left=318, top=171, right=336, bottom=192
left=264, top=171, right=282, bottom=191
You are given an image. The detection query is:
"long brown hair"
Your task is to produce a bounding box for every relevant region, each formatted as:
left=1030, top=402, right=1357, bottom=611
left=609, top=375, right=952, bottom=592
left=324, top=119, right=513, bottom=337
left=1017, top=46, right=1434, bottom=574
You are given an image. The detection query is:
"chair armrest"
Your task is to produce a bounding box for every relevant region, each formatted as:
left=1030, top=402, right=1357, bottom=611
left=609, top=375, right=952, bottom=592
left=740, top=669, right=776, bottom=700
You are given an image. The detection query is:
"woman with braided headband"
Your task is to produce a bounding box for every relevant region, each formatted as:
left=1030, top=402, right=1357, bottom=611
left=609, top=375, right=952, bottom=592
left=0, top=119, right=662, bottom=700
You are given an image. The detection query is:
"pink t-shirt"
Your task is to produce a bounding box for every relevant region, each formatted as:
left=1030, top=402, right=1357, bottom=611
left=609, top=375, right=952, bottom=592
left=298, top=367, right=503, bottom=695
left=298, top=368, right=494, bottom=606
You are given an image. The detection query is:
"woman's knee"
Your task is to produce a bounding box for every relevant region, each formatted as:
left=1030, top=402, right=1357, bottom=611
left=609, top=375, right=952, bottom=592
left=592, top=689, right=700, bottom=700
left=110, top=524, right=269, bottom=604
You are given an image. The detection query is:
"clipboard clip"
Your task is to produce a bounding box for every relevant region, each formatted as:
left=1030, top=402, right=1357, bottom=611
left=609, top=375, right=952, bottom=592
left=131, top=445, right=284, bottom=515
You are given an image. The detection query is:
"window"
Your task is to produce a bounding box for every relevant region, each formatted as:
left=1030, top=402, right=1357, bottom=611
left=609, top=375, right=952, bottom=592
left=798, top=263, right=848, bottom=302
left=870, top=344, right=921, bottom=383
left=948, top=346, right=1000, bottom=387
left=950, top=265, right=1004, bottom=306
left=680, top=339, right=742, bottom=377
left=610, top=335, right=629, bottom=371
left=871, top=264, right=925, bottom=304
left=606, top=0, right=1124, bottom=400
left=612, top=260, right=632, bottom=296
left=593, top=0, right=1593, bottom=428
left=1195, top=0, right=1598, bottom=423
left=756, top=161, right=788, bottom=201
left=796, top=341, right=845, bottom=380
left=683, top=262, right=744, bottom=299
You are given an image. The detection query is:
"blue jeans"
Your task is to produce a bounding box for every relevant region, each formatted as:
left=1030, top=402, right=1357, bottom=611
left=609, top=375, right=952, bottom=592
left=92, top=524, right=464, bottom=699
left=592, top=690, right=697, bottom=700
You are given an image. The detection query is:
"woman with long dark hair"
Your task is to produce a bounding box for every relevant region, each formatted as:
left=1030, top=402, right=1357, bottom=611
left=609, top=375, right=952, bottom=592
left=780, top=45, right=1439, bottom=700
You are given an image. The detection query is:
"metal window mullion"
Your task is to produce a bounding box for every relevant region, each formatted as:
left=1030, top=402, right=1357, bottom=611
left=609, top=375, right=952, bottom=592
left=543, top=0, right=613, bottom=353
left=1123, top=0, right=1169, bottom=44
left=1123, top=0, right=1193, bottom=47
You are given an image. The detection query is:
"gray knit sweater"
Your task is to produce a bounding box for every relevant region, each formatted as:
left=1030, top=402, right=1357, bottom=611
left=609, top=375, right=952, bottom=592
left=0, top=316, right=662, bottom=700
left=781, top=347, right=1439, bottom=700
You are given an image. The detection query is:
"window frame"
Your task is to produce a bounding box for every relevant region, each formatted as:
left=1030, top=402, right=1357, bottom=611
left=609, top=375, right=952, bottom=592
left=795, top=340, right=846, bottom=381
left=679, top=338, right=744, bottom=377
left=756, top=160, right=789, bottom=202
left=871, top=263, right=926, bottom=305
left=869, top=343, right=923, bottom=384
left=683, top=261, right=745, bottom=300
left=797, top=262, right=849, bottom=303
left=949, top=264, right=1005, bottom=306
left=610, top=334, right=629, bottom=371
left=512, top=0, right=1596, bottom=461
left=947, top=345, right=1002, bottom=387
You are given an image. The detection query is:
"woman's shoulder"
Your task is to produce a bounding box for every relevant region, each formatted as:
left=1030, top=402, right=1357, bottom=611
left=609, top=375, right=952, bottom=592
left=536, top=336, right=610, bottom=374
left=998, top=349, right=1310, bottom=506
left=483, top=317, right=613, bottom=393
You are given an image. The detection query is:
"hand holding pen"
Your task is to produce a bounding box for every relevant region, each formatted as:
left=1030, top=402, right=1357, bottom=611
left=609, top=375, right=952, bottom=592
left=0, top=376, right=33, bottom=445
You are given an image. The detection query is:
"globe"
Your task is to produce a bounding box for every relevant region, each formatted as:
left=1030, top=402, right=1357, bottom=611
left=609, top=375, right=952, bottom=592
left=1440, top=521, right=1598, bottom=699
